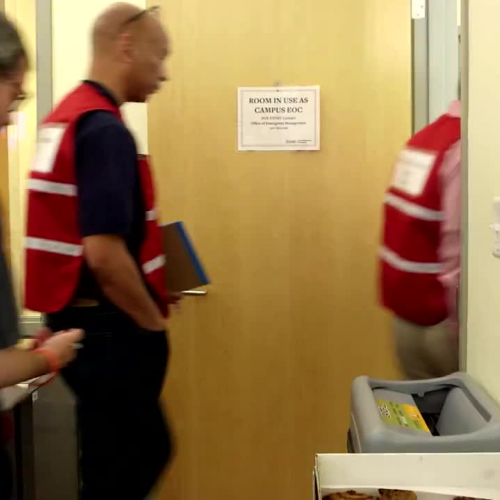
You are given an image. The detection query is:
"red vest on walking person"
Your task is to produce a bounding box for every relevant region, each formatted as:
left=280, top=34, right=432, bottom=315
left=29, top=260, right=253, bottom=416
left=24, top=83, right=169, bottom=316
left=380, top=112, right=461, bottom=326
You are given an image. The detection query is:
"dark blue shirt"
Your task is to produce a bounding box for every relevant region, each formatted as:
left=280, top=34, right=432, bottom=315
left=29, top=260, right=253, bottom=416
left=74, top=81, right=145, bottom=298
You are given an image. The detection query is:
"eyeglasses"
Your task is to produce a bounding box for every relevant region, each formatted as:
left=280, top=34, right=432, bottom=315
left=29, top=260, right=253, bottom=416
left=120, top=5, right=160, bottom=30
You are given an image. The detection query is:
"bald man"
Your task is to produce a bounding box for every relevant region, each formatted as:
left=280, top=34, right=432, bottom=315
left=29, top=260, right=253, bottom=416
left=25, top=4, right=175, bottom=498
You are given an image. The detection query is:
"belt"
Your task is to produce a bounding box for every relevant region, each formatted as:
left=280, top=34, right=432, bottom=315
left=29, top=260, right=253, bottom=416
left=71, top=298, right=100, bottom=308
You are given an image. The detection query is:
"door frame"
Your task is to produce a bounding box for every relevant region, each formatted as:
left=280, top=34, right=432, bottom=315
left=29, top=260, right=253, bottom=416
left=459, top=0, right=469, bottom=372
left=412, top=0, right=460, bottom=133
left=36, top=0, right=53, bottom=121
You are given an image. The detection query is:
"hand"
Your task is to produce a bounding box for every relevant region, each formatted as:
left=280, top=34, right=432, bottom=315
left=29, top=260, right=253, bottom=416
left=33, top=327, right=52, bottom=348
left=41, top=329, right=84, bottom=368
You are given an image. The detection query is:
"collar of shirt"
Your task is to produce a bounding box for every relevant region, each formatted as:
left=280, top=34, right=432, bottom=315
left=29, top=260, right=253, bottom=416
left=83, top=80, right=120, bottom=109
left=448, top=100, right=461, bottom=118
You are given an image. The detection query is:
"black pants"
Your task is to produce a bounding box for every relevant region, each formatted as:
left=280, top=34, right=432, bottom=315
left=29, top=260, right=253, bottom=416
left=0, top=440, right=12, bottom=500
left=46, top=306, right=172, bottom=500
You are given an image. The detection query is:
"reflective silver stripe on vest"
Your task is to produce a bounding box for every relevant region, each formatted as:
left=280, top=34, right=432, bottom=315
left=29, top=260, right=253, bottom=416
left=27, top=179, right=77, bottom=196
left=143, top=255, right=165, bottom=275
left=146, top=210, right=156, bottom=221
left=384, top=193, right=443, bottom=221
left=25, top=237, right=83, bottom=257
left=380, top=246, right=442, bottom=274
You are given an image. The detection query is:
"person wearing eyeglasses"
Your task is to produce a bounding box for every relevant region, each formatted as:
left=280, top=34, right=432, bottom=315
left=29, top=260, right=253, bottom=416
left=24, top=3, right=175, bottom=499
left=0, top=13, right=83, bottom=500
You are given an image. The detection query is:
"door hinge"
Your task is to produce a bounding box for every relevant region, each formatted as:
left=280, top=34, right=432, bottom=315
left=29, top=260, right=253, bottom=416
left=412, top=0, right=426, bottom=20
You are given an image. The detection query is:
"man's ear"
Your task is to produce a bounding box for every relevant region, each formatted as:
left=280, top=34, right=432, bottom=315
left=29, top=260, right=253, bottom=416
left=117, top=32, right=135, bottom=63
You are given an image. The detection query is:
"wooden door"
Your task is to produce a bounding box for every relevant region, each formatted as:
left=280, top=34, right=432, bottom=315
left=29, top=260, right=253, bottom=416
left=148, top=1, right=411, bottom=499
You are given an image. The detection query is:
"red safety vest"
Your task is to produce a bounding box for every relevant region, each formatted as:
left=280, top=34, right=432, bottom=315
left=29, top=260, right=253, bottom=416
left=25, top=83, right=169, bottom=316
left=380, top=113, right=460, bottom=326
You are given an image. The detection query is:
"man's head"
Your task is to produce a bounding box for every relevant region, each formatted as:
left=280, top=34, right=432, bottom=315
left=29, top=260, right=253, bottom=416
left=91, top=3, right=170, bottom=103
left=0, top=12, right=28, bottom=128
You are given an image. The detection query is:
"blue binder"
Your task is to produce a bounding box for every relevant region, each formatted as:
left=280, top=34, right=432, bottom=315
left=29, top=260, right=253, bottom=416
left=161, top=221, right=209, bottom=292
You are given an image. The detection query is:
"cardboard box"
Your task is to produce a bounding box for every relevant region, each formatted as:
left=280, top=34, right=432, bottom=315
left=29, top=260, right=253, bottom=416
left=314, top=454, right=500, bottom=500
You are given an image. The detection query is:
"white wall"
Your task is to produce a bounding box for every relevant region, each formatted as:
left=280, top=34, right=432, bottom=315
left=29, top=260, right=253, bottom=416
left=466, top=0, right=500, bottom=401
left=52, top=0, right=149, bottom=153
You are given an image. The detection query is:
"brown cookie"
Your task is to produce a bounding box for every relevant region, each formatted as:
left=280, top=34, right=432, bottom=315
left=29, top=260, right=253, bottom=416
left=454, top=497, right=489, bottom=500
left=379, top=489, right=417, bottom=500
left=325, top=491, right=374, bottom=500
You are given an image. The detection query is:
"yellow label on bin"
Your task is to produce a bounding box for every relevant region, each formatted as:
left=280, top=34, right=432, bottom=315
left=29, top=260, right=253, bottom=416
left=376, top=399, right=430, bottom=433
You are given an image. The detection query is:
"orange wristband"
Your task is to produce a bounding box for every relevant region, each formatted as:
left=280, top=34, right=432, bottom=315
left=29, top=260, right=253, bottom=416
left=35, top=348, right=61, bottom=374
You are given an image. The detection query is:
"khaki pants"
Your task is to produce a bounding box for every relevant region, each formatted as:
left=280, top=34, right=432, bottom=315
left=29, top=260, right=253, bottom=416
left=393, top=317, right=459, bottom=380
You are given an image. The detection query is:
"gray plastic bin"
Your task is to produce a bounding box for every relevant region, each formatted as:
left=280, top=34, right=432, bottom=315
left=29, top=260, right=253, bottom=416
left=348, top=372, right=500, bottom=453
